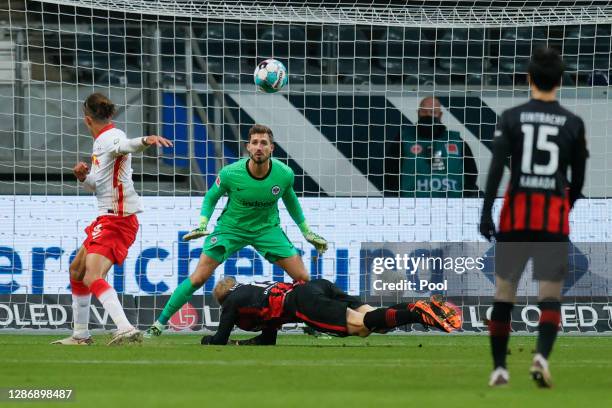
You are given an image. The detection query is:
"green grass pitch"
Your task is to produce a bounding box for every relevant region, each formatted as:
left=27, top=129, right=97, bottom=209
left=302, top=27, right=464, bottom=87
left=1, top=334, right=610, bottom=407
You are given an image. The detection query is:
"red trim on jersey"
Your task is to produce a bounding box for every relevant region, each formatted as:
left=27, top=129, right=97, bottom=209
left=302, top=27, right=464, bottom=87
left=547, top=196, right=563, bottom=233
left=295, top=311, right=347, bottom=333
left=113, top=156, right=126, bottom=216
left=512, top=193, right=527, bottom=230
left=488, top=320, right=511, bottom=337
left=94, top=123, right=115, bottom=140
left=238, top=307, right=268, bottom=318
left=499, top=192, right=512, bottom=232
left=385, top=308, right=397, bottom=327
left=539, top=310, right=561, bottom=327
left=562, top=195, right=570, bottom=235
left=529, top=193, right=545, bottom=230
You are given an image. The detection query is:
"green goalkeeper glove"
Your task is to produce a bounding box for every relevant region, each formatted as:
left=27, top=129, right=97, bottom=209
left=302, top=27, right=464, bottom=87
left=298, top=222, right=328, bottom=254
left=183, top=216, right=210, bottom=241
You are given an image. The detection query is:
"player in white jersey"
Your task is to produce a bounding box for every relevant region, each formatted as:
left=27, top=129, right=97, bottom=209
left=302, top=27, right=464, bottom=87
left=52, top=93, right=172, bottom=345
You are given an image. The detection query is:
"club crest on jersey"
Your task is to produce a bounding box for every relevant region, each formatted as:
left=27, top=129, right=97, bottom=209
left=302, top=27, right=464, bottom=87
left=446, top=143, right=459, bottom=155
left=91, top=155, right=100, bottom=166
left=410, top=144, right=423, bottom=155
left=271, top=185, right=281, bottom=196
left=215, top=176, right=221, bottom=187
left=210, top=236, right=218, bottom=244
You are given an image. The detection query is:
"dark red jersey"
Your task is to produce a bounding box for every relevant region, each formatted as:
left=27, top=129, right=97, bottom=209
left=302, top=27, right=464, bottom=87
left=484, top=99, right=588, bottom=241
left=208, top=281, right=300, bottom=345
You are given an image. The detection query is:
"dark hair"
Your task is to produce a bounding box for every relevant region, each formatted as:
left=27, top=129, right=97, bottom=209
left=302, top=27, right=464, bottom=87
left=527, top=47, right=564, bottom=92
left=247, top=124, right=274, bottom=143
left=83, top=93, right=116, bottom=121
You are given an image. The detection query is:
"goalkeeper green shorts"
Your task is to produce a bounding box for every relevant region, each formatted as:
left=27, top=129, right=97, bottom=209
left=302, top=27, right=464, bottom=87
left=203, top=225, right=299, bottom=263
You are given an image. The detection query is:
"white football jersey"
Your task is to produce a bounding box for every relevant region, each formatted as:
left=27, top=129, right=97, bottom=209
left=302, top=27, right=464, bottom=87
left=82, top=123, right=145, bottom=216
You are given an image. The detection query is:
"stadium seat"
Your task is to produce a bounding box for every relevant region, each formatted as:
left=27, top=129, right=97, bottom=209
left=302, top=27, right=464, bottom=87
left=321, top=25, right=373, bottom=83
left=197, top=22, right=243, bottom=83
left=258, top=25, right=319, bottom=84
left=437, top=28, right=485, bottom=76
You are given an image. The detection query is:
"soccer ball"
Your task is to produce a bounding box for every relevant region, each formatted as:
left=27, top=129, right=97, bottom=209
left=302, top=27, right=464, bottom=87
left=254, top=59, right=288, bottom=93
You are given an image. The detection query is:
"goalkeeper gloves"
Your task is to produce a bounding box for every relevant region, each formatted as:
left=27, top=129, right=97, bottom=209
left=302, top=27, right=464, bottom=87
left=298, top=221, right=328, bottom=254
left=183, top=216, right=210, bottom=241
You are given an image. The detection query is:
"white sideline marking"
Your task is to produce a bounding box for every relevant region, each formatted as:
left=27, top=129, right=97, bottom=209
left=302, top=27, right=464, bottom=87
left=1, top=358, right=610, bottom=368
left=229, top=93, right=381, bottom=197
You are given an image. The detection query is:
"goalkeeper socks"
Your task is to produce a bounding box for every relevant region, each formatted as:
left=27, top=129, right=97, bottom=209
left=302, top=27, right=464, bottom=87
left=536, top=300, right=561, bottom=359
left=90, top=279, right=133, bottom=332
left=70, top=278, right=91, bottom=338
left=488, top=301, right=513, bottom=369
left=158, top=278, right=199, bottom=325
left=363, top=307, right=422, bottom=331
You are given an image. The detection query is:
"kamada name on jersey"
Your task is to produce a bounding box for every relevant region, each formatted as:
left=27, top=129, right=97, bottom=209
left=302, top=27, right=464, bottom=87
left=520, top=175, right=556, bottom=190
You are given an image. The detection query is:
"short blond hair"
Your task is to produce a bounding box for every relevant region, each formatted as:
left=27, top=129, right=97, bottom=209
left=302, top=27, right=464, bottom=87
left=213, top=276, right=237, bottom=304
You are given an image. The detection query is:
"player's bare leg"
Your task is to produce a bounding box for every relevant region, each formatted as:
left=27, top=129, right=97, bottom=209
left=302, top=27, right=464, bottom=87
left=51, top=247, right=94, bottom=345
left=83, top=253, right=142, bottom=345
left=346, top=309, right=370, bottom=337
left=146, top=254, right=221, bottom=337
left=530, top=280, right=563, bottom=388
left=274, top=255, right=309, bottom=281
left=488, top=276, right=519, bottom=386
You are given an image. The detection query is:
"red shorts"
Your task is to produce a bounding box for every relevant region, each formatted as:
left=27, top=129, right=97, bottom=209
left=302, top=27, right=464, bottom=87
left=83, top=214, right=139, bottom=265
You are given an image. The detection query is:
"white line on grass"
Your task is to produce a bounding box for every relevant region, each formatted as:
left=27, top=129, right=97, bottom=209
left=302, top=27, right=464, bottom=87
left=1, top=359, right=610, bottom=368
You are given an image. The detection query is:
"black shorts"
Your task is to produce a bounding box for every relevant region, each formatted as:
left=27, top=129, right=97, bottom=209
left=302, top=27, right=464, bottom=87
left=284, top=279, right=365, bottom=337
left=495, top=241, right=569, bottom=283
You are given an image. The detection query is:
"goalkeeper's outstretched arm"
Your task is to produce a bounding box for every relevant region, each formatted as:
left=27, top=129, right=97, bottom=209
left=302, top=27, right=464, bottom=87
left=282, top=180, right=328, bottom=254
left=183, top=175, right=228, bottom=241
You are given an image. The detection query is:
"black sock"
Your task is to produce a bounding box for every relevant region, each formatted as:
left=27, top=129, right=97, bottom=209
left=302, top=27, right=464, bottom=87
left=363, top=307, right=421, bottom=331
left=536, top=300, right=561, bottom=359
left=389, top=302, right=412, bottom=310
left=488, top=301, right=513, bottom=369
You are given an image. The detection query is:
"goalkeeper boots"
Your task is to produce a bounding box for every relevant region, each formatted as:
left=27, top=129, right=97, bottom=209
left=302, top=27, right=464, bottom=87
left=144, top=321, right=165, bottom=339
left=411, top=299, right=454, bottom=333
left=429, top=294, right=463, bottom=330
left=530, top=354, right=553, bottom=388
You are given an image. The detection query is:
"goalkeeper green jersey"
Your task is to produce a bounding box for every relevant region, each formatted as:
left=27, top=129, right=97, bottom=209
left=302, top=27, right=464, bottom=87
left=200, top=157, right=305, bottom=232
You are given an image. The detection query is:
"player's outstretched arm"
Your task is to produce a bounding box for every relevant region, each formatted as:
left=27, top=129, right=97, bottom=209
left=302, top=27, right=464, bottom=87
left=73, top=161, right=96, bottom=192
left=201, top=301, right=238, bottom=345
left=114, top=135, right=173, bottom=156
left=480, top=118, right=511, bottom=241
left=183, top=173, right=228, bottom=241
left=229, top=328, right=278, bottom=346
left=282, top=183, right=328, bottom=254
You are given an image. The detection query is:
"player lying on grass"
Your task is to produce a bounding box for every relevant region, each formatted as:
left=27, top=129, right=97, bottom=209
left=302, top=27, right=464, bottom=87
left=146, top=124, right=327, bottom=338
left=200, top=277, right=461, bottom=345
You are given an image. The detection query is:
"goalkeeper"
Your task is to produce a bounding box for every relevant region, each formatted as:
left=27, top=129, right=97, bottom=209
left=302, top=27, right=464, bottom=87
left=146, top=124, right=327, bottom=337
